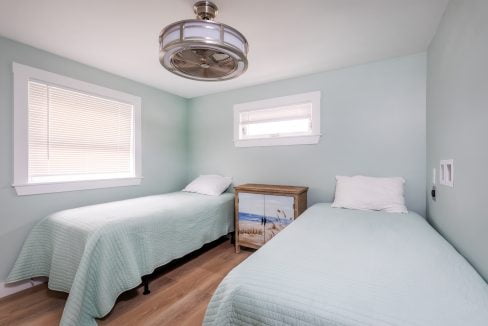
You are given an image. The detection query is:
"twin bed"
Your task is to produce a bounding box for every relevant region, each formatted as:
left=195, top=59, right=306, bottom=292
left=7, top=191, right=234, bottom=326
left=204, top=204, right=488, bottom=326
left=8, top=190, right=488, bottom=326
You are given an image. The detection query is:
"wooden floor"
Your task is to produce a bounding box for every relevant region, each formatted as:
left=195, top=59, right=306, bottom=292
left=0, top=239, right=252, bottom=326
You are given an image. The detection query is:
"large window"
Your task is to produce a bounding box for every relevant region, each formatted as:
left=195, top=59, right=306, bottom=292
left=13, top=63, right=142, bottom=195
left=234, top=91, right=321, bottom=147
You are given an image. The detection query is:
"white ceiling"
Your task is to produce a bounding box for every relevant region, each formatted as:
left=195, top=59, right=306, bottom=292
left=0, top=0, right=448, bottom=98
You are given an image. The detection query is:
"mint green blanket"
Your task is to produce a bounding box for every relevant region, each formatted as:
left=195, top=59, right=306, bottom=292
left=7, top=192, right=234, bottom=326
left=205, top=203, right=488, bottom=326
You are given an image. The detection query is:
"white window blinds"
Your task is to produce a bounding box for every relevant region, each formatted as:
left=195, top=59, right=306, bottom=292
left=239, top=102, right=313, bottom=139
left=28, top=80, right=135, bottom=183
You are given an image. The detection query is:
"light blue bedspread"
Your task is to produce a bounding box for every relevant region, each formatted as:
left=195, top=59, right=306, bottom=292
left=204, top=203, right=488, bottom=326
left=7, top=191, right=234, bottom=326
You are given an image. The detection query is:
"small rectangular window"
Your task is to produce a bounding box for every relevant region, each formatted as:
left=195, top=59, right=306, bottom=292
left=234, top=91, right=321, bottom=147
left=13, top=63, right=142, bottom=195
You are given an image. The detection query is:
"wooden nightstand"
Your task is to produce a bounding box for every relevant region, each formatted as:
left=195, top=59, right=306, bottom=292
left=234, top=184, right=308, bottom=253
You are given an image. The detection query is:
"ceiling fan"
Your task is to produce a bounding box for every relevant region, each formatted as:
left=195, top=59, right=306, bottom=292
left=159, top=1, right=249, bottom=82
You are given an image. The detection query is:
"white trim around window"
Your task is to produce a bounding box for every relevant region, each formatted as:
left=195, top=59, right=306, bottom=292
left=233, top=91, right=321, bottom=147
left=12, top=63, right=143, bottom=196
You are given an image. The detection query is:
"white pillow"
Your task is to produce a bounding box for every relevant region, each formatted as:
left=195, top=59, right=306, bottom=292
left=183, top=175, right=232, bottom=196
left=331, top=175, right=408, bottom=213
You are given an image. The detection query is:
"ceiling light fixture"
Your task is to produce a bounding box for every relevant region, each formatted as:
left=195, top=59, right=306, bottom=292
left=159, top=1, right=249, bottom=81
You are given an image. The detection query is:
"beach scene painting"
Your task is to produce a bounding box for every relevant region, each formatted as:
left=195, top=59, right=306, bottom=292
left=238, top=193, right=265, bottom=246
left=264, top=195, right=294, bottom=242
left=238, top=193, right=294, bottom=246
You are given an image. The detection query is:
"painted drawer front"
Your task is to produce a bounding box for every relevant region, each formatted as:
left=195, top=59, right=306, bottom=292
left=238, top=193, right=265, bottom=246
left=264, top=195, right=294, bottom=242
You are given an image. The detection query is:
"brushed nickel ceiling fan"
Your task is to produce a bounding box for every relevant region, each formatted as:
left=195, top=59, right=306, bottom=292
left=159, top=1, right=249, bottom=81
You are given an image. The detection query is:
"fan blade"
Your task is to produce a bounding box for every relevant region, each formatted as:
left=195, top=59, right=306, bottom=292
left=210, top=62, right=236, bottom=74
left=180, top=65, right=207, bottom=77
left=209, top=52, right=230, bottom=64
left=178, top=50, right=204, bottom=66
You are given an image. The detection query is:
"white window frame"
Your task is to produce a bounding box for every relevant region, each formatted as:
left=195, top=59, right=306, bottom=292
left=233, top=91, right=321, bottom=147
left=12, top=63, right=142, bottom=196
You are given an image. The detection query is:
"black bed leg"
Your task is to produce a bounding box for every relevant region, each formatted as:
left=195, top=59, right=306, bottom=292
left=142, top=275, right=150, bottom=295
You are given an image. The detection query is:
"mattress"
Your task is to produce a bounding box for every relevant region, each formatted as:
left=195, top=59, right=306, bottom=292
left=204, top=203, right=488, bottom=326
left=7, top=191, right=234, bottom=326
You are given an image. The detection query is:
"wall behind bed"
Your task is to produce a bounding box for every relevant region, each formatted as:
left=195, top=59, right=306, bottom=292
left=188, top=53, right=427, bottom=215
left=0, top=36, right=189, bottom=286
left=427, top=0, right=488, bottom=281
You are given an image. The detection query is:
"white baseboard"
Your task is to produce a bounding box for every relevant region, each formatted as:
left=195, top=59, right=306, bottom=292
left=0, top=277, right=47, bottom=299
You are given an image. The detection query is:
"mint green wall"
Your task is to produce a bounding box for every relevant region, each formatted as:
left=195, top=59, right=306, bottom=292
left=0, top=37, right=189, bottom=281
left=188, top=54, right=427, bottom=215
left=427, top=0, right=488, bottom=281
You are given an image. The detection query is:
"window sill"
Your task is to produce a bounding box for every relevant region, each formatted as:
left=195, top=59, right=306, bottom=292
left=13, top=177, right=143, bottom=196
left=234, top=134, right=321, bottom=147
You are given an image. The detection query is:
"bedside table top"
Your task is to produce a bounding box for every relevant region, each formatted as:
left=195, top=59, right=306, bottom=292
left=234, top=183, right=308, bottom=195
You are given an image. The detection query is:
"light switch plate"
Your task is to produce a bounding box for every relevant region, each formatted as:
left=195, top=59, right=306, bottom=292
left=440, top=159, right=454, bottom=187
